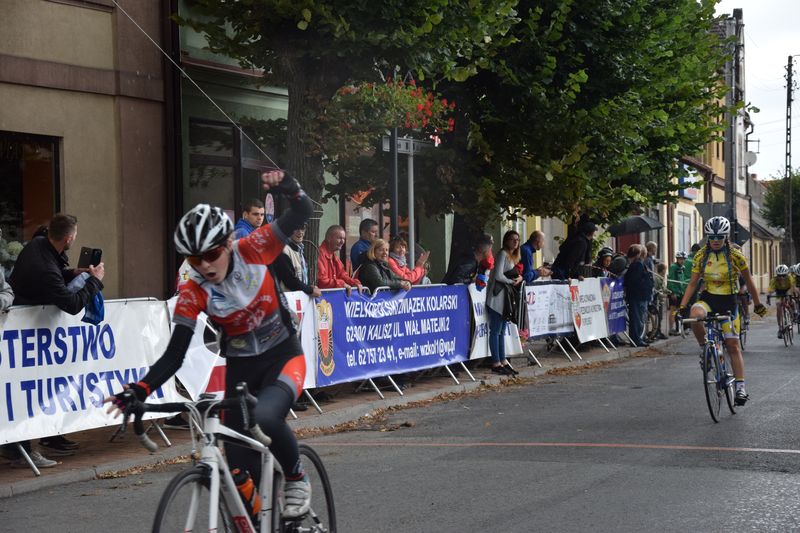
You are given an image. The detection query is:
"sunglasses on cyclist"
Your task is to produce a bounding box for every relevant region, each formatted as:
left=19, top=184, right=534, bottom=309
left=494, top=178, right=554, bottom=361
left=186, top=245, right=226, bottom=267
left=707, top=234, right=725, bottom=241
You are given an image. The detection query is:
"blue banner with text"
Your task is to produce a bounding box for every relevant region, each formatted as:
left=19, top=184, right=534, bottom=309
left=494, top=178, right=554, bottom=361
left=315, top=285, right=471, bottom=387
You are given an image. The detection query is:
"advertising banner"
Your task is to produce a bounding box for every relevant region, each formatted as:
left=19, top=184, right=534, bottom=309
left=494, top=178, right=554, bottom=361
left=600, top=278, right=627, bottom=335
left=524, top=282, right=574, bottom=339
left=570, top=279, right=610, bottom=343
left=315, top=285, right=471, bottom=386
left=0, top=300, right=183, bottom=444
left=284, top=291, right=318, bottom=389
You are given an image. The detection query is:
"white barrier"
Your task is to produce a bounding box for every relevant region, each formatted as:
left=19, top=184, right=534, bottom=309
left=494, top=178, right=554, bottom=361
left=468, top=284, right=524, bottom=360
left=0, top=299, right=183, bottom=444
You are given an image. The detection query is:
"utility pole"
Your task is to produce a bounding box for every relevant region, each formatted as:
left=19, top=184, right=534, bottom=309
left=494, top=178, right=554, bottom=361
left=786, top=55, right=795, bottom=263
left=724, top=13, right=741, bottom=245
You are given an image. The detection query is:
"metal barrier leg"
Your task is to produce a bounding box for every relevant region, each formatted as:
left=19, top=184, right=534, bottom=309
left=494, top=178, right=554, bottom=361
left=597, top=338, right=610, bottom=353
left=385, top=375, right=404, bottom=396
left=109, top=425, right=124, bottom=443
left=554, top=339, right=573, bottom=362
left=288, top=409, right=298, bottom=420
left=459, top=362, right=477, bottom=382
left=304, top=390, right=323, bottom=414
left=527, top=349, right=542, bottom=368
left=605, top=336, right=618, bottom=350
left=622, top=332, right=636, bottom=346
left=368, top=379, right=385, bottom=400
left=444, top=365, right=460, bottom=385
left=563, top=337, right=583, bottom=360
left=17, top=444, right=41, bottom=477
left=148, top=421, right=172, bottom=447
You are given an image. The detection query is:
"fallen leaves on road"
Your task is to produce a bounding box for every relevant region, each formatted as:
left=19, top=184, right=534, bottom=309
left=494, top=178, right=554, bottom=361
left=97, top=454, right=192, bottom=479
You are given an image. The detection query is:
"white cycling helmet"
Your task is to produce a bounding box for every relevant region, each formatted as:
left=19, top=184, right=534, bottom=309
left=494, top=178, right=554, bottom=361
left=791, top=264, right=799, bottom=275
left=776, top=264, right=790, bottom=276
left=675, top=251, right=687, bottom=259
left=704, top=216, right=731, bottom=235
left=174, top=204, right=233, bottom=255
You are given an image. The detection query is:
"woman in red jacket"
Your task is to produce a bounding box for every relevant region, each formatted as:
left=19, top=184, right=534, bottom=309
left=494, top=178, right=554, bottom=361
left=387, top=237, right=430, bottom=285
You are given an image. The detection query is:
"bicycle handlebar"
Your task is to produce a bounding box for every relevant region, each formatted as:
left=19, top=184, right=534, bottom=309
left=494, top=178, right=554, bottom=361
left=680, top=313, right=732, bottom=324
left=120, top=382, right=271, bottom=452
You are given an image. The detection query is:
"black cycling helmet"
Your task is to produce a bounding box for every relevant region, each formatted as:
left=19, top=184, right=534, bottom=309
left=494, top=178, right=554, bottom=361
left=174, top=204, right=233, bottom=256
left=598, top=247, right=613, bottom=258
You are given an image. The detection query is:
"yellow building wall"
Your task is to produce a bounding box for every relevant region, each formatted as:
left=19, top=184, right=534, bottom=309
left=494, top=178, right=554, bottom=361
left=0, top=0, right=114, bottom=70
left=0, top=83, right=121, bottom=297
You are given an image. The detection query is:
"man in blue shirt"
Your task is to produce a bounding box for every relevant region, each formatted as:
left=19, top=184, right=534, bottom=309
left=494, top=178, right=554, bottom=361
left=520, top=230, right=550, bottom=283
left=350, top=218, right=379, bottom=272
left=234, top=199, right=265, bottom=239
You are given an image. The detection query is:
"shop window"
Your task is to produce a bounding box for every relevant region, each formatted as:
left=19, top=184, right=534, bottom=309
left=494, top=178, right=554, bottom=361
left=185, top=119, right=277, bottom=220
left=0, top=132, right=59, bottom=276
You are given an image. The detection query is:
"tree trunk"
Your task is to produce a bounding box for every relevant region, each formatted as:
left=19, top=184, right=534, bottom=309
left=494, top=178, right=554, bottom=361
left=278, top=52, right=339, bottom=285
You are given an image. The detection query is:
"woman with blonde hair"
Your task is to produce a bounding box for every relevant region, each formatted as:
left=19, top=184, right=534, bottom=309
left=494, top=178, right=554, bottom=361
left=357, top=238, right=412, bottom=294
left=485, top=230, right=524, bottom=375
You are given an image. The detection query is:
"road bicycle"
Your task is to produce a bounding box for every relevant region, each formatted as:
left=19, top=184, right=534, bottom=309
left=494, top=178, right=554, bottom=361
left=680, top=314, right=736, bottom=423
left=645, top=290, right=666, bottom=342
left=120, top=383, right=336, bottom=533
left=775, top=296, right=794, bottom=347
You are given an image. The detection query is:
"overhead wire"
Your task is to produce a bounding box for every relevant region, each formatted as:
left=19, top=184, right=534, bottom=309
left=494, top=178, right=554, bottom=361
left=111, top=0, right=325, bottom=210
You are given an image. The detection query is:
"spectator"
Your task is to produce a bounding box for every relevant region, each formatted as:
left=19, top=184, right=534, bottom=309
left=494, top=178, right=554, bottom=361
left=485, top=230, right=523, bottom=376
left=441, top=234, right=494, bottom=287
left=644, top=240, right=658, bottom=275
left=520, top=230, right=551, bottom=283
left=667, top=251, right=688, bottom=334
left=387, top=237, right=430, bottom=285
left=593, top=247, right=614, bottom=277
left=273, top=225, right=321, bottom=298
left=551, top=221, right=596, bottom=280
left=624, top=244, right=653, bottom=347
left=6, top=214, right=105, bottom=467
left=317, top=225, right=362, bottom=291
left=0, top=266, right=11, bottom=311
left=608, top=252, right=629, bottom=278
left=234, top=198, right=265, bottom=239
left=358, top=239, right=411, bottom=294
left=350, top=218, right=379, bottom=272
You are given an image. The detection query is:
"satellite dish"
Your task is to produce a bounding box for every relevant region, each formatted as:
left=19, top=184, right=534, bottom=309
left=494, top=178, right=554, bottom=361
left=744, top=151, right=758, bottom=166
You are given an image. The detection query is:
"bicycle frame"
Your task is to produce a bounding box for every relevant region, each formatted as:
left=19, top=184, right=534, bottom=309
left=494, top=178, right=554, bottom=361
left=193, top=416, right=278, bottom=533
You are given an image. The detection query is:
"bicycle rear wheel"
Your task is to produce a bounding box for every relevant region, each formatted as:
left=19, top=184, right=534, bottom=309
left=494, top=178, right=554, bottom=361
left=280, top=444, right=336, bottom=533
left=738, top=324, right=747, bottom=350
left=152, top=465, right=237, bottom=533
left=702, top=345, right=722, bottom=423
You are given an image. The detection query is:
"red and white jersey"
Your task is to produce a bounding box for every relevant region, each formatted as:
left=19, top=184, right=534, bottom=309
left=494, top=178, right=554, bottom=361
left=173, top=222, right=290, bottom=356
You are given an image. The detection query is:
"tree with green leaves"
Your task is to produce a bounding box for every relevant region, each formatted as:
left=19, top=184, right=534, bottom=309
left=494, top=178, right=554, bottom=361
left=761, top=171, right=800, bottom=259
left=327, top=0, right=729, bottom=254
left=179, top=0, right=519, bottom=204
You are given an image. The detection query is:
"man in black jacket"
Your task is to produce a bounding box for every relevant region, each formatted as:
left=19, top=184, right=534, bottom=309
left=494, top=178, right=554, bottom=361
left=11, top=214, right=104, bottom=313
left=6, top=213, right=106, bottom=464
left=552, top=221, right=597, bottom=280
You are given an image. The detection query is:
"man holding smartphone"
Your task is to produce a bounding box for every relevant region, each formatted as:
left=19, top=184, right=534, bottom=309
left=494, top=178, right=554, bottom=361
left=5, top=213, right=106, bottom=463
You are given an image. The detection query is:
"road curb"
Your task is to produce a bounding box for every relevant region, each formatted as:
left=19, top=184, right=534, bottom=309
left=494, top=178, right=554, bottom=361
left=2, top=336, right=683, bottom=498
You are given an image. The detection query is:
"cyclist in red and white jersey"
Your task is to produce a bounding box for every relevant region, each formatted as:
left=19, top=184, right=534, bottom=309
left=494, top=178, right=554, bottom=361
left=106, top=170, right=314, bottom=518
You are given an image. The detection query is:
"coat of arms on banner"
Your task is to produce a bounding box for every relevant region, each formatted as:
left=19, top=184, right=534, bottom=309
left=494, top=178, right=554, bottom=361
left=569, top=284, right=581, bottom=329
left=317, top=299, right=334, bottom=376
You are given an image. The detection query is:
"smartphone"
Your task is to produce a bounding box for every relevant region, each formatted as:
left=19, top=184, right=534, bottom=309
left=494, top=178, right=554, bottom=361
left=77, top=247, right=102, bottom=268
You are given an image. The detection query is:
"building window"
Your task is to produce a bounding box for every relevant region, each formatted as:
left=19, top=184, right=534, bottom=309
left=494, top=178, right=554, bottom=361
left=0, top=131, right=60, bottom=276
left=677, top=213, right=692, bottom=255
left=185, top=119, right=276, bottom=222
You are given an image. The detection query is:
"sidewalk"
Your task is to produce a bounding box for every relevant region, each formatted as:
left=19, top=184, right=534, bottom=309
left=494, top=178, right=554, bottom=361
left=0, top=334, right=684, bottom=498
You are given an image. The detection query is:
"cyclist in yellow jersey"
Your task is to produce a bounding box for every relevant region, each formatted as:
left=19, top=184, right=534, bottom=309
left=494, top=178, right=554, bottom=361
left=769, top=264, right=798, bottom=338
left=678, top=216, right=767, bottom=405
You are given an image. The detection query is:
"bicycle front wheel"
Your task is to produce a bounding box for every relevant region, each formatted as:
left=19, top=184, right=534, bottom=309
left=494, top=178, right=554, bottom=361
left=152, top=465, right=237, bottom=533
left=784, top=307, right=792, bottom=347
left=280, top=444, right=336, bottom=533
left=702, top=345, right=722, bottom=423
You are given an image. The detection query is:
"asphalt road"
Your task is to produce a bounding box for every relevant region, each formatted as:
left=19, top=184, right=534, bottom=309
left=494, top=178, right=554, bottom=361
left=3, top=318, right=800, bottom=532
